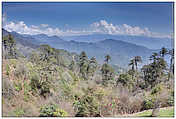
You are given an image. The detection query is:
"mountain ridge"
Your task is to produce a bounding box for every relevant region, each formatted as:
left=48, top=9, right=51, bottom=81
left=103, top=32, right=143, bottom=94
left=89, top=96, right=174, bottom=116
left=61, top=33, right=173, bottom=50
left=2, top=29, right=156, bottom=67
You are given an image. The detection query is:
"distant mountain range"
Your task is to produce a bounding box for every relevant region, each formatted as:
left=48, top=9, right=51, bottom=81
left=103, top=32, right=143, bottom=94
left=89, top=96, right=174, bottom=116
left=3, top=29, right=167, bottom=68
left=61, top=34, right=173, bottom=50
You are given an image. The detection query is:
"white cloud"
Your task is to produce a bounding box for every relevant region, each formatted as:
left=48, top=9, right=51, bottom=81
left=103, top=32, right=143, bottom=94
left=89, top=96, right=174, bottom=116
left=91, top=20, right=118, bottom=34
left=91, top=20, right=171, bottom=39
left=3, top=20, right=171, bottom=39
left=3, top=21, right=93, bottom=36
left=4, top=21, right=64, bottom=36
left=91, top=20, right=144, bottom=35
left=40, top=24, right=49, bottom=27
left=122, top=24, right=145, bottom=36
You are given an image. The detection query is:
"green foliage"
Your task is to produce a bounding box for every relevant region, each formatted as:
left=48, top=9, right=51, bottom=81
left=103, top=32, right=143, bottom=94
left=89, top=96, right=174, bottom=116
left=23, top=81, right=31, bottom=102
left=167, top=96, right=174, bottom=106
left=69, top=60, right=76, bottom=71
left=40, top=79, right=51, bottom=97
left=141, top=84, right=164, bottom=111
left=14, top=81, right=22, bottom=92
left=2, top=34, right=174, bottom=117
left=23, top=81, right=31, bottom=94
left=73, top=87, right=101, bottom=117
left=6, top=64, right=10, bottom=76
left=142, top=55, right=167, bottom=88
left=151, top=84, right=163, bottom=95
left=142, top=98, right=155, bottom=110
left=9, top=59, right=17, bottom=68
left=167, top=90, right=174, bottom=106
left=29, top=51, right=40, bottom=64
left=30, top=72, right=40, bottom=92
left=87, top=57, right=97, bottom=79
left=39, top=44, right=55, bottom=62
left=40, top=104, right=67, bottom=117
left=54, top=109, right=68, bottom=117
left=101, top=63, right=114, bottom=86
left=79, top=51, right=89, bottom=79
left=14, top=108, right=25, bottom=116
left=30, top=72, right=51, bottom=97
left=159, top=107, right=174, bottom=117
left=60, top=80, right=74, bottom=100
left=23, top=94, right=30, bottom=102
left=68, top=70, right=78, bottom=82
left=135, top=107, right=174, bottom=117
left=117, top=73, right=131, bottom=86
left=128, top=69, right=135, bottom=76
left=94, top=87, right=106, bottom=101
left=39, top=44, right=70, bottom=67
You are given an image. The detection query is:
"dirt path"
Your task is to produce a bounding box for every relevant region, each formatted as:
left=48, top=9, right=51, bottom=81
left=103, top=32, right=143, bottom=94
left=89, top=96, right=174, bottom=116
left=115, top=106, right=174, bottom=117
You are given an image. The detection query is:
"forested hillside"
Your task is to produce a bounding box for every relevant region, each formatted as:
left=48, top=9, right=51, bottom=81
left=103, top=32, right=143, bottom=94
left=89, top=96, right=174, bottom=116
left=2, top=32, right=174, bottom=117
left=3, top=29, right=155, bottom=67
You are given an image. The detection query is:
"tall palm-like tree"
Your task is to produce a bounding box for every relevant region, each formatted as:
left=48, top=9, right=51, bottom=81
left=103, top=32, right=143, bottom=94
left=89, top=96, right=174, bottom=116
left=149, top=52, right=159, bottom=64
left=105, top=54, right=111, bottom=64
left=129, top=59, right=135, bottom=71
left=134, top=56, right=142, bottom=70
left=160, top=47, right=168, bottom=58
left=128, top=59, right=135, bottom=80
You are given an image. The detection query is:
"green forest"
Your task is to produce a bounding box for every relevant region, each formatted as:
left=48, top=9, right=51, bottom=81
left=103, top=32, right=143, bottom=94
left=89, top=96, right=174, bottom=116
left=2, top=34, right=174, bottom=117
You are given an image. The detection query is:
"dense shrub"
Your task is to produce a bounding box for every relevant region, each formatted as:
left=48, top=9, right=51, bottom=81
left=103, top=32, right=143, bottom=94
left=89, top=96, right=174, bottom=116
left=117, top=73, right=134, bottom=90
left=116, top=94, right=143, bottom=114
left=14, top=62, right=28, bottom=79
left=168, top=94, right=174, bottom=106
left=40, top=104, right=67, bottom=117
left=40, top=80, right=51, bottom=97
left=73, top=88, right=101, bottom=117
left=142, top=98, right=155, bottom=110
left=30, top=72, right=51, bottom=97
left=14, top=108, right=25, bottom=117
left=101, top=63, right=115, bottom=86
left=73, top=95, right=100, bottom=117
left=30, top=72, right=40, bottom=92
left=100, top=99, right=117, bottom=116
left=94, top=87, right=106, bottom=101
left=128, top=96, right=143, bottom=113
left=151, top=84, right=163, bottom=95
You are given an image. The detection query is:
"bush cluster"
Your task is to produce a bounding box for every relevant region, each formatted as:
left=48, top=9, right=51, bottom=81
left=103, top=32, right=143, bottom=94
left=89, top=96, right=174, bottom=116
left=40, top=104, right=68, bottom=117
left=30, top=72, right=51, bottom=97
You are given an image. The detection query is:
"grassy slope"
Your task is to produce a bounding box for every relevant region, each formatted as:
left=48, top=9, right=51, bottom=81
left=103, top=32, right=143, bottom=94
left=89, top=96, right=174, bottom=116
left=135, top=107, right=174, bottom=117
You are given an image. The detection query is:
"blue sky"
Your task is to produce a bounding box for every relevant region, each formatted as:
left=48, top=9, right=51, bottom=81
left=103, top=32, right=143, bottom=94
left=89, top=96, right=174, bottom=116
left=2, top=2, right=174, bottom=38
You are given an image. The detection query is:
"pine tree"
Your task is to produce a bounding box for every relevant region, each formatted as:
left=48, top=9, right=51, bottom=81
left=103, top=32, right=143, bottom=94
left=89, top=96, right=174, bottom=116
left=87, top=57, right=97, bottom=80
left=79, top=51, right=89, bottom=79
